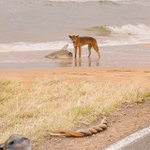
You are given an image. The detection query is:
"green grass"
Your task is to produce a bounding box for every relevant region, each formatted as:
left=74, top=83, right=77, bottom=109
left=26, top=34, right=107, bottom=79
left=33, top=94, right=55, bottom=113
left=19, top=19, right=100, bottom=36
left=0, top=79, right=149, bottom=145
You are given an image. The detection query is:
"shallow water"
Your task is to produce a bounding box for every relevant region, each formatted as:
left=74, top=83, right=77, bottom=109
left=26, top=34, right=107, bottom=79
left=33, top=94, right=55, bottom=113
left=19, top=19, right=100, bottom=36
left=0, top=44, right=149, bottom=70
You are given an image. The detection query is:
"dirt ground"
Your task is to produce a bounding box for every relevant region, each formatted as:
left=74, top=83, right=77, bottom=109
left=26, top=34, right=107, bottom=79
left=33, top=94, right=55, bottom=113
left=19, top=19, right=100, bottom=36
left=0, top=68, right=150, bottom=149
left=36, top=100, right=150, bottom=150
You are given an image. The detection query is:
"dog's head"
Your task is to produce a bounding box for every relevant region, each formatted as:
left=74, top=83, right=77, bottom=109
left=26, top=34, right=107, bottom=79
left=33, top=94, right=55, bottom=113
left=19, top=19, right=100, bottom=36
left=69, top=35, right=79, bottom=45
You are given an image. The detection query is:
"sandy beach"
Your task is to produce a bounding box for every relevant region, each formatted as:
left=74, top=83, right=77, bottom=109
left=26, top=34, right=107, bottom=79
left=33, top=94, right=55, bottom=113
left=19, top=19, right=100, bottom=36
left=1, top=42, right=150, bottom=86
left=0, top=68, right=150, bottom=87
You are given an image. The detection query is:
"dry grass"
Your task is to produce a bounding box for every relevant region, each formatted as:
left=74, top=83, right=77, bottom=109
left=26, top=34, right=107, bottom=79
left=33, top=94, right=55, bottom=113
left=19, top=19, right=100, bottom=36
left=0, top=79, right=149, bottom=145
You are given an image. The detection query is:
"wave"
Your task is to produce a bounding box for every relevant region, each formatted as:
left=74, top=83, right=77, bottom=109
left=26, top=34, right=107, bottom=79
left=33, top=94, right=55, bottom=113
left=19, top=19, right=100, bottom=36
left=0, top=41, right=74, bottom=52
left=0, top=24, right=150, bottom=53
left=83, top=26, right=111, bottom=36
left=0, top=39, right=149, bottom=53
left=102, top=24, right=150, bottom=46
left=85, top=24, right=150, bottom=36
left=108, top=24, right=150, bottom=36
left=44, top=0, right=150, bottom=5
left=48, top=0, right=150, bottom=7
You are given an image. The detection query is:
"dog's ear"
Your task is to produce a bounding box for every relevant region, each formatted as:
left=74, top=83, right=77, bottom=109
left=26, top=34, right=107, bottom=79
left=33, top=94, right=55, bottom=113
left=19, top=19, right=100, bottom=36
left=0, top=144, right=4, bottom=150
left=76, top=35, right=79, bottom=37
left=69, top=35, right=72, bottom=39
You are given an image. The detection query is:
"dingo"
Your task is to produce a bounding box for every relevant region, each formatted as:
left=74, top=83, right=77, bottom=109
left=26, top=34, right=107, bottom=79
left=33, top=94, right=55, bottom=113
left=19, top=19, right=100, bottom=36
left=69, top=35, right=100, bottom=58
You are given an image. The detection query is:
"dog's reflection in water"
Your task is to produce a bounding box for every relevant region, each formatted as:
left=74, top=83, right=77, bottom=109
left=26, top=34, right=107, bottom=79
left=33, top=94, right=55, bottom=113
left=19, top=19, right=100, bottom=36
left=74, top=58, right=100, bottom=67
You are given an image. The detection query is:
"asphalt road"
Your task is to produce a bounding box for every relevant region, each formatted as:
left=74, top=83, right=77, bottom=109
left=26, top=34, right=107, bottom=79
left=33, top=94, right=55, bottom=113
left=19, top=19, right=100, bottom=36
left=122, top=133, right=150, bottom=150
left=104, top=125, right=150, bottom=150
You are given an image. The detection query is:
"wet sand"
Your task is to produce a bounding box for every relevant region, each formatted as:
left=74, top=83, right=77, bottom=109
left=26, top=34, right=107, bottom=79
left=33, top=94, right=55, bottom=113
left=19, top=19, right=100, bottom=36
left=0, top=44, right=150, bottom=70
left=0, top=44, right=150, bottom=86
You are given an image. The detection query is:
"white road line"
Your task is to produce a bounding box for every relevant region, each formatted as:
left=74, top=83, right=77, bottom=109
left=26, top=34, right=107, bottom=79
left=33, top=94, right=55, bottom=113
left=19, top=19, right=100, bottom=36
left=104, top=125, right=150, bottom=150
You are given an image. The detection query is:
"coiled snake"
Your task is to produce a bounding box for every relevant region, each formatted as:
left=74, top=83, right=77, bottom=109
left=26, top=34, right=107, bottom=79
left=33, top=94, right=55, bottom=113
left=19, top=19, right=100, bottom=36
left=48, top=117, right=108, bottom=137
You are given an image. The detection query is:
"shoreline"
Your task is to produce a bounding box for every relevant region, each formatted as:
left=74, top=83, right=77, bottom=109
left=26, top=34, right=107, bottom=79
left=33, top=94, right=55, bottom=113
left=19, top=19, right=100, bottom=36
left=0, top=44, right=150, bottom=70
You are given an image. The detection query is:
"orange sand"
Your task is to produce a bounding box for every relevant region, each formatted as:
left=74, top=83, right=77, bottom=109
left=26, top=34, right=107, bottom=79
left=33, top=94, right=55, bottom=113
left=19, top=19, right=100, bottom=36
left=0, top=68, right=150, bottom=87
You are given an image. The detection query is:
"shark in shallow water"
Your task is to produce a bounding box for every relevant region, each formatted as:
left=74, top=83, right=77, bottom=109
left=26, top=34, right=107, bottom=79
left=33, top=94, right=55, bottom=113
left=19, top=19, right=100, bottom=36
left=45, top=44, right=73, bottom=59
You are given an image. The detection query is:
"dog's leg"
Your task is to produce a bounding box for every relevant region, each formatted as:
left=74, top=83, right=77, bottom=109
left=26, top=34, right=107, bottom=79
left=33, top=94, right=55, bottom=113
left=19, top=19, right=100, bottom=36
left=74, top=46, right=77, bottom=58
left=74, top=58, right=77, bottom=67
left=79, top=58, right=82, bottom=66
left=79, top=46, right=81, bottom=58
left=88, top=44, right=92, bottom=57
left=96, top=50, right=100, bottom=59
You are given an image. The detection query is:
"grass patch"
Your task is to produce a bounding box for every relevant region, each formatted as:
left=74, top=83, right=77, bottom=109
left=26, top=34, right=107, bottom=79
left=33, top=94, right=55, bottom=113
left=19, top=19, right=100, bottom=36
left=0, top=80, right=149, bottom=145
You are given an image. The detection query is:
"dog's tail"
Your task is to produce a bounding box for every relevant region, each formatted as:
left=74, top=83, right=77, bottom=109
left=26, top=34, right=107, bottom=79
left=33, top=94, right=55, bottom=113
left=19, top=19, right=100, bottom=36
left=93, top=43, right=100, bottom=58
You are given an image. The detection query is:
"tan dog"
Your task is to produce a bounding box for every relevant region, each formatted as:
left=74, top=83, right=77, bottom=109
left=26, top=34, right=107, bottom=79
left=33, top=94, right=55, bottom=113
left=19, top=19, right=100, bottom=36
left=69, top=35, right=100, bottom=58
left=0, top=135, right=31, bottom=150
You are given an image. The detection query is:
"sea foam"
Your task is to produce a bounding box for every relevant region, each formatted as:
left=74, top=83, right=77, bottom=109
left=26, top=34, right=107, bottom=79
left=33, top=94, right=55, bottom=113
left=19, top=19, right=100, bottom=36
left=0, top=24, right=150, bottom=53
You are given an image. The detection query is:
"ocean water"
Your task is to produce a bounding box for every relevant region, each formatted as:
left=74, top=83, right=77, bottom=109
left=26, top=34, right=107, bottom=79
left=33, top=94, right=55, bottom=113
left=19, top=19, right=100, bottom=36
left=0, top=0, right=150, bottom=52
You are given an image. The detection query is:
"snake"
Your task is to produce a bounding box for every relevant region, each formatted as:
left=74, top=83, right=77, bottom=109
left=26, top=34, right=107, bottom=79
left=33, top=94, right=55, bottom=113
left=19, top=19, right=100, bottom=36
left=48, top=117, right=108, bottom=138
